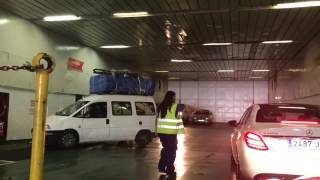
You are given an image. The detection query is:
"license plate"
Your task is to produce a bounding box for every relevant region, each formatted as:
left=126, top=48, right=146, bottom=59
left=288, top=139, right=320, bottom=150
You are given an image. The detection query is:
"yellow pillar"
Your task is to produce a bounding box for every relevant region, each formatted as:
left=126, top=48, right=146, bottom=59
left=29, top=53, right=54, bottom=180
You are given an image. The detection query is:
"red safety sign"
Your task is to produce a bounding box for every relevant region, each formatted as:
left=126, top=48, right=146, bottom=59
left=67, top=57, right=84, bottom=72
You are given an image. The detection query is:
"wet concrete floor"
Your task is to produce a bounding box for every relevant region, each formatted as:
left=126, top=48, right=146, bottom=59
left=0, top=124, right=234, bottom=180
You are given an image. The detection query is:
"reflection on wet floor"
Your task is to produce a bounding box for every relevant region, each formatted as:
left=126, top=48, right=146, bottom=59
left=176, top=134, right=186, bottom=178
left=0, top=124, right=233, bottom=180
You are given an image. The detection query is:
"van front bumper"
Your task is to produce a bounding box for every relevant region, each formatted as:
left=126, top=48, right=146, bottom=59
left=45, top=130, right=64, bottom=145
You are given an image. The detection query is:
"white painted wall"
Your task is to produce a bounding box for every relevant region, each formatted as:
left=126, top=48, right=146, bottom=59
left=0, top=9, right=125, bottom=95
left=0, top=9, right=126, bottom=140
left=269, top=26, right=320, bottom=105
left=169, top=81, right=268, bottom=122
left=284, top=96, right=320, bottom=105
left=0, top=86, right=75, bottom=140
left=153, top=79, right=168, bottom=104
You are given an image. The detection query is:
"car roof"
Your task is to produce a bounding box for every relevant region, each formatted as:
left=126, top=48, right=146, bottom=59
left=257, top=103, right=320, bottom=110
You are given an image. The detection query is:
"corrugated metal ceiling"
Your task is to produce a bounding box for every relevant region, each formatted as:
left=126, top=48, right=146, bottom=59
left=1, top=0, right=320, bottom=80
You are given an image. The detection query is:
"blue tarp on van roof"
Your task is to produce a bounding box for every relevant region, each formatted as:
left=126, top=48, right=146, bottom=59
left=89, top=74, right=155, bottom=96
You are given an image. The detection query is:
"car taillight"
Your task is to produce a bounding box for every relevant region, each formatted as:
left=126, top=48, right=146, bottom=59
left=244, top=131, right=269, bottom=151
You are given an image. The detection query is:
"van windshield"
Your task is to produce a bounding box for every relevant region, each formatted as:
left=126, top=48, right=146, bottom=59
left=55, top=101, right=89, bottom=116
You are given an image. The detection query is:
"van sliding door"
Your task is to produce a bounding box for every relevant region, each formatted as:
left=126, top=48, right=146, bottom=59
left=80, top=102, right=109, bottom=141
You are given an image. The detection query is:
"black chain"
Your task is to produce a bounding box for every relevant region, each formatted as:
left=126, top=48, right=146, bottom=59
left=0, top=63, right=44, bottom=72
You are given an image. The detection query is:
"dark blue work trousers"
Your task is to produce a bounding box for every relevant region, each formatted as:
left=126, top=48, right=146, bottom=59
left=158, top=134, right=178, bottom=175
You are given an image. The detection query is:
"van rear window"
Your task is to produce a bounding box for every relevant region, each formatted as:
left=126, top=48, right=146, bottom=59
left=135, top=102, right=155, bottom=116
left=256, top=107, right=320, bottom=123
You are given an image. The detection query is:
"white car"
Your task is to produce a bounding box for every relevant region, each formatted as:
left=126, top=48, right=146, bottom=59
left=229, top=104, right=320, bottom=180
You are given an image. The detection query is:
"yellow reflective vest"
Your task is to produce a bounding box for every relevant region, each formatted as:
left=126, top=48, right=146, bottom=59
left=156, top=103, right=184, bottom=135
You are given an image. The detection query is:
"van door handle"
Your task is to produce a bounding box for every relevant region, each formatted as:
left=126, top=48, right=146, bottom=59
left=139, top=121, right=142, bottom=125
left=106, top=119, right=109, bottom=124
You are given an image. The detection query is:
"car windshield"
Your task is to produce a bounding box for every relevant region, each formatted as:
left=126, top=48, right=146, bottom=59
left=195, top=110, right=211, bottom=115
left=257, top=106, right=320, bottom=123
left=55, top=101, right=89, bottom=116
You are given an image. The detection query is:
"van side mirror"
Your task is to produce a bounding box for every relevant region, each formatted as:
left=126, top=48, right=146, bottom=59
left=228, top=120, right=238, bottom=127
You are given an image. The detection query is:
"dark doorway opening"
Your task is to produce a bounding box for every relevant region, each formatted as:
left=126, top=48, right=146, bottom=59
left=0, top=92, right=9, bottom=141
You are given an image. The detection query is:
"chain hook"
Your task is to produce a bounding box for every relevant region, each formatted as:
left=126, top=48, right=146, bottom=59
left=31, top=53, right=55, bottom=73
left=0, top=53, right=54, bottom=72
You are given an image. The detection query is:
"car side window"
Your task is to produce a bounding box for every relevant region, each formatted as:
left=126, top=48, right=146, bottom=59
left=135, top=102, right=156, bottom=116
left=74, top=102, right=107, bottom=118
left=112, top=101, right=132, bottom=116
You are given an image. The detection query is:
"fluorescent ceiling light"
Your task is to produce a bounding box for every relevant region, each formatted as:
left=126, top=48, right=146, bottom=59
left=273, top=1, right=320, bottom=9
left=249, top=76, right=264, bottom=79
left=168, top=77, right=181, bottom=80
left=262, top=40, right=293, bottom=44
left=100, top=45, right=130, bottom=49
left=171, top=59, right=192, bottom=63
left=217, top=70, right=234, bottom=73
left=56, top=46, right=80, bottom=51
left=288, top=68, right=308, bottom=72
left=155, top=70, right=169, bottom=73
left=202, top=42, right=232, bottom=46
left=43, top=15, right=82, bottom=21
left=0, top=19, right=8, bottom=25
left=113, top=12, right=149, bottom=18
left=252, top=69, right=270, bottom=72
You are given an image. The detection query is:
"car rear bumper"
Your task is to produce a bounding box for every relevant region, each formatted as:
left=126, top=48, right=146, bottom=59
left=45, top=130, right=64, bottom=145
left=239, top=146, right=320, bottom=179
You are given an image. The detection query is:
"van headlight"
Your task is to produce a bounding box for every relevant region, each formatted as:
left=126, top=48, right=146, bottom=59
left=45, top=124, right=51, bottom=130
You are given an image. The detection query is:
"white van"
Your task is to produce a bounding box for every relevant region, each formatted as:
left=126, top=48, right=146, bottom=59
left=45, top=94, right=156, bottom=148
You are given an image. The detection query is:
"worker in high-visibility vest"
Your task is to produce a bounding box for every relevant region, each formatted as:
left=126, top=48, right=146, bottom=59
left=156, top=91, right=184, bottom=178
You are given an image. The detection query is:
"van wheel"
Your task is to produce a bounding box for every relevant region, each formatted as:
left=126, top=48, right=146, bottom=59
left=135, top=131, right=151, bottom=148
left=60, top=130, right=78, bottom=148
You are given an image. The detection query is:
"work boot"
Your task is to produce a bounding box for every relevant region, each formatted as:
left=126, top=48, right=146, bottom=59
left=158, top=166, right=166, bottom=174
left=159, top=169, right=166, bottom=174
left=166, top=172, right=176, bottom=179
